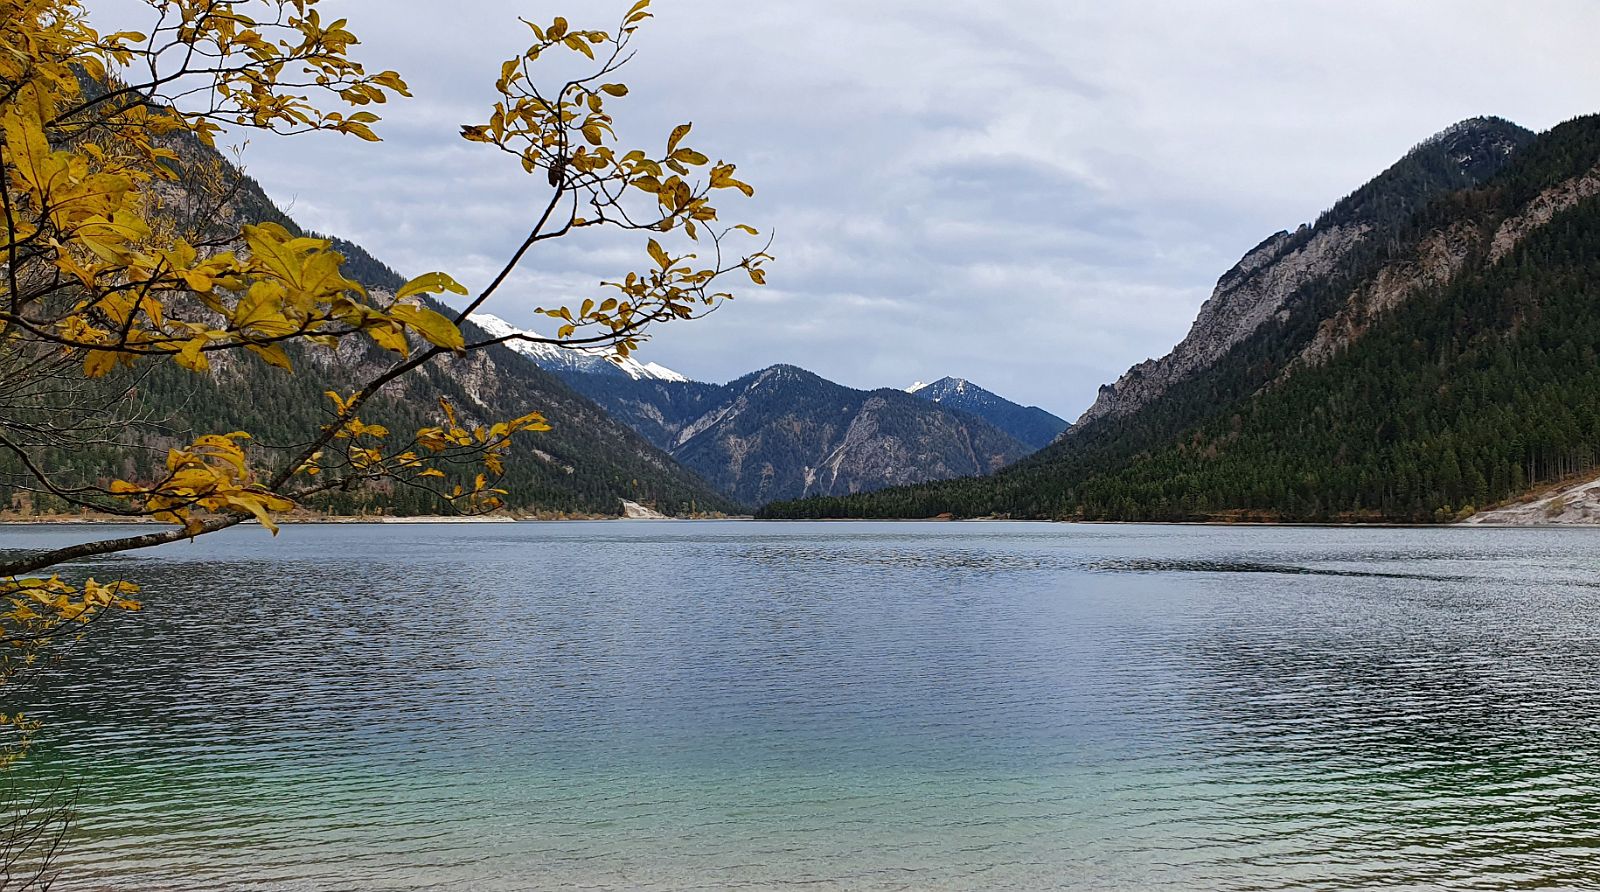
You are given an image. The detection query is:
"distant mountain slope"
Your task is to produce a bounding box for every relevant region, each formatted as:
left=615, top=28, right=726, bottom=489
left=764, top=115, right=1600, bottom=522
left=561, top=365, right=1030, bottom=505
left=119, top=313, right=740, bottom=518
left=1, top=138, right=737, bottom=519
left=468, top=313, right=688, bottom=382
left=555, top=374, right=727, bottom=452
left=907, top=377, right=1068, bottom=449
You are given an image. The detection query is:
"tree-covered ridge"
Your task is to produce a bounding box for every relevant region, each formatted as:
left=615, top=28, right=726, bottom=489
left=1308, top=116, right=1533, bottom=234
left=1073, top=117, right=1534, bottom=432
left=763, top=115, right=1600, bottom=522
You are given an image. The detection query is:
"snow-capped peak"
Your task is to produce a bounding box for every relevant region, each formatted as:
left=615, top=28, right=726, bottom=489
left=909, top=377, right=972, bottom=397
left=467, top=313, right=688, bottom=382
left=641, top=362, right=688, bottom=383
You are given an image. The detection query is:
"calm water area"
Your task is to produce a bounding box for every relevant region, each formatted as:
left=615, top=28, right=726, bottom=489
left=3, top=521, right=1599, bottom=890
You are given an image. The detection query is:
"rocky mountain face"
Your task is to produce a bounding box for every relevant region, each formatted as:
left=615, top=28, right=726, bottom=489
left=562, top=365, right=1030, bottom=506
left=1074, top=117, right=1535, bottom=430
left=762, top=115, right=1600, bottom=523
left=907, top=377, right=1069, bottom=450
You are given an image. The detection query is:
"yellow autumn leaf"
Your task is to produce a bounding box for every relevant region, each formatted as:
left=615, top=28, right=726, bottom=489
left=246, top=343, right=294, bottom=371
left=82, top=350, right=117, bottom=378
left=396, top=271, right=469, bottom=301
left=367, top=321, right=410, bottom=354
left=647, top=238, right=670, bottom=269
left=391, top=305, right=465, bottom=351
left=667, top=122, right=692, bottom=155
left=175, top=338, right=211, bottom=372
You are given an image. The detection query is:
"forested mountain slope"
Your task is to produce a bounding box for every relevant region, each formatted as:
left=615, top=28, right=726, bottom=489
left=562, top=365, right=1031, bottom=506
left=764, top=115, right=1600, bottom=522
left=1, top=144, right=737, bottom=519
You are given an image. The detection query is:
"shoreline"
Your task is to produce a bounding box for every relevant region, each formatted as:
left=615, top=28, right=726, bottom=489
left=0, top=513, right=753, bottom=526
left=3, top=515, right=1595, bottom=529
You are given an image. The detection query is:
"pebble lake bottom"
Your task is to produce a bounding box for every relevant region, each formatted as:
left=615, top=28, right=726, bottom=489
left=3, top=520, right=1599, bottom=890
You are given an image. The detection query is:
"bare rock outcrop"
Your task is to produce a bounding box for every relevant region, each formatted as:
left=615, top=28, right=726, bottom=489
left=1488, top=163, right=1600, bottom=262
left=1464, top=473, right=1600, bottom=525
left=1294, top=221, right=1481, bottom=369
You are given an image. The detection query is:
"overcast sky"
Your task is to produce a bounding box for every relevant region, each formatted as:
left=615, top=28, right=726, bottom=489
left=115, top=1, right=1600, bottom=417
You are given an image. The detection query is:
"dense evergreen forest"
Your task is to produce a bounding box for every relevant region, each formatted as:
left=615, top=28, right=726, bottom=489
left=764, top=116, right=1600, bottom=522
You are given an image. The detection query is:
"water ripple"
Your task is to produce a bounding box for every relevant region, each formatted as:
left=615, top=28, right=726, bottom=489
left=0, top=521, right=1596, bottom=889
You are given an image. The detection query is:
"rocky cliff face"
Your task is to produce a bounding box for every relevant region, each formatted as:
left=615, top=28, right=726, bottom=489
left=1075, top=223, right=1367, bottom=428
left=1072, top=117, right=1534, bottom=431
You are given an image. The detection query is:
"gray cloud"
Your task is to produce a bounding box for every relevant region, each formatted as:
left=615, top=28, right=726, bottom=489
left=118, top=0, right=1600, bottom=416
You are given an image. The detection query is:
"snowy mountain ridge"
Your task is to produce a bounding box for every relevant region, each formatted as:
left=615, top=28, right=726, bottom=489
left=468, top=313, right=687, bottom=382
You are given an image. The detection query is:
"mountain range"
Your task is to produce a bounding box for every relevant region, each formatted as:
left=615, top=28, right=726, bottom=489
left=26, top=102, right=1587, bottom=523
left=0, top=125, right=1061, bottom=517
left=465, top=317, right=1071, bottom=488
left=444, top=315, right=1070, bottom=507
left=556, top=365, right=1046, bottom=506
left=764, top=114, right=1600, bottom=523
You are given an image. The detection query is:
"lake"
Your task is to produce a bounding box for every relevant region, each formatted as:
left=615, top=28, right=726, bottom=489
left=3, top=521, right=1600, bottom=890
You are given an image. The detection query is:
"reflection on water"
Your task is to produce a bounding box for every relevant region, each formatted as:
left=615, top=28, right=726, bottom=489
left=2, top=521, right=1599, bottom=890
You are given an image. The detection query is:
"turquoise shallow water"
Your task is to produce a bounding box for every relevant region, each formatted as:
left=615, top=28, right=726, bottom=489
left=3, top=521, right=1600, bottom=889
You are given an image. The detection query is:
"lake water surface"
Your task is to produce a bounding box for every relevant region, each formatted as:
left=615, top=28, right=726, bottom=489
left=4, top=521, right=1600, bottom=890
